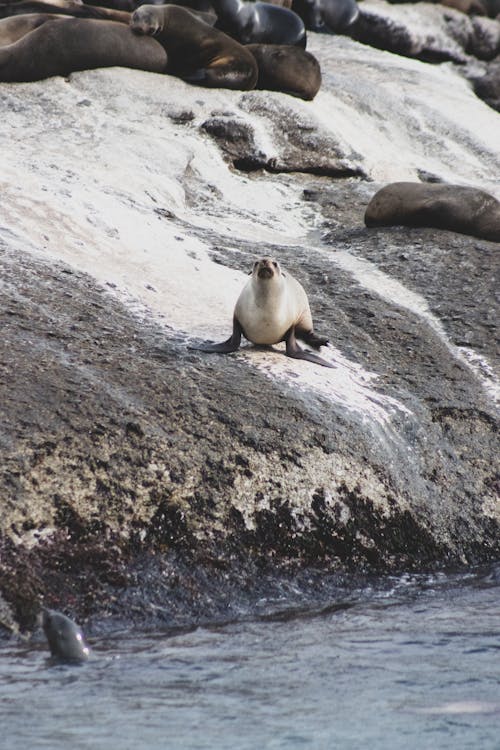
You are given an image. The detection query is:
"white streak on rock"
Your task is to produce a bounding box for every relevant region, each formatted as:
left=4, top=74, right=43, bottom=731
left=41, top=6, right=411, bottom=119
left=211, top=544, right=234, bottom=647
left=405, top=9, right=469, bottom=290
left=329, top=249, right=500, bottom=404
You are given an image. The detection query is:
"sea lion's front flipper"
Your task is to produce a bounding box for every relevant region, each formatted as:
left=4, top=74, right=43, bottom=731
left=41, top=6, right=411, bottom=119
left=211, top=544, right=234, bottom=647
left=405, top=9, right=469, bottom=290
left=285, top=327, right=335, bottom=368
left=189, top=317, right=242, bottom=353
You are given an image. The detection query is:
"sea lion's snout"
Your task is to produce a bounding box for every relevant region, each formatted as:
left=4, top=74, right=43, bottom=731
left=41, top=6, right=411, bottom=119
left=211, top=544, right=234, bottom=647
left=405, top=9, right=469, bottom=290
left=255, top=257, right=279, bottom=279
left=130, top=10, right=158, bottom=35
left=258, top=266, right=273, bottom=279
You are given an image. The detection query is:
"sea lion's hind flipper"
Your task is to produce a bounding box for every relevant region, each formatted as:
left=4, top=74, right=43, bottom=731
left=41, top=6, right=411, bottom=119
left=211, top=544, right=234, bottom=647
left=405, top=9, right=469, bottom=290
left=285, top=327, right=335, bottom=368
left=188, top=317, right=242, bottom=353
left=180, top=68, right=207, bottom=84
left=182, top=57, right=257, bottom=91
left=296, top=328, right=329, bottom=350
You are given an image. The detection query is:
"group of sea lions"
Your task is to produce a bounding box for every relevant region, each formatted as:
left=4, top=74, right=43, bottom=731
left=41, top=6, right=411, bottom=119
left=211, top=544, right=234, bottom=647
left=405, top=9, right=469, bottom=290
left=0, top=0, right=329, bottom=98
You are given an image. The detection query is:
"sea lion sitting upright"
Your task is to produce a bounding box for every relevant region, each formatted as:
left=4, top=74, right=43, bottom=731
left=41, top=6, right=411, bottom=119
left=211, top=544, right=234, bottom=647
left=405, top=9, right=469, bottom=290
left=211, top=0, right=306, bottom=47
left=130, top=4, right=258, bottom=90
left=191, top=257, right=334, bottom=368
left=42, top=608, right=90, bottom=664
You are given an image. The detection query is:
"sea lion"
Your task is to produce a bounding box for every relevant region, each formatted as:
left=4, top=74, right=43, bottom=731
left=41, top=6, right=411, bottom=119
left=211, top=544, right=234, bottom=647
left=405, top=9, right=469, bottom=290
left=132, top=0, right=217, bottom=25
left=291, top=0, right=358, bottom=32
left=42, top=608, right=90, bottom=664
left=0, top=9, right=131, bottom=46
left=0, top=0, right=131, bottom=22
left=191, top=257, right=334, bottom=368
left=364, top=182, right=500, bottom=243
left=135, top=0, right=216, bottom=13
left=130, top=4, right=258, bottom=89
left=78, top=0, right=134, bottom=9
left=246, top=43, right=321, bottom=100
left=0, top=12, right=66, bottom=44
left=0, top=17, right=167, bottom=82
left=212, top=0, right=306, bottom=47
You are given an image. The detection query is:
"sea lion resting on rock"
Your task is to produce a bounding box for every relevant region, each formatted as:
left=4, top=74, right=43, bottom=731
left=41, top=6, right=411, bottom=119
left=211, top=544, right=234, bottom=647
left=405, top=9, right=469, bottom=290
left=130, top=4, right=258, bottom=89
left=0, top=12, right=67, bottom=44
left=211, top=0, right=306, bottom=47
left=291, top=0, right=358, bottom=32
left=191, top=257, right=334, bottom=368
left=0, top=0, right=131, bottom=22
left=42, top=608, right=90, bottom=664
left=365, top=182, right=500, bottom=243
left=246, top=43, right=321, bottom=100
left=0, top=16, right=167, bottom=81
left=133, top=0, right=217, bottom=24
left=0, top=9, right=130, bottom=46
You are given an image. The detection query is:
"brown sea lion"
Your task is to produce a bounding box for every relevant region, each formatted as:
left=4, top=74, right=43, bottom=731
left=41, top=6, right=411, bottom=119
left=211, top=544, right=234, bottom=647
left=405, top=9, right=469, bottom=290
left=365, top=182, right=500, bottom=242
left=246, top=43, right=321, bottom=100
left=0, top=0, right=131, bottom=22
left=190, top=257, right=334, bottom=368
left=130, top=3, right=258, bottom=90
left=0, top=12, right=65, bottom=44
left=0, top=17, right=167, bottom=81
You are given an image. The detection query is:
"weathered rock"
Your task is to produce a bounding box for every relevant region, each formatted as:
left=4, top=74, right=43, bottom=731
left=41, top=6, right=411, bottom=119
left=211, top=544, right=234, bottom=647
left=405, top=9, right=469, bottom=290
left=349, top=0, right=500, bottom=62
left=469, top=54, right=500, bottom=108
left=469, top=14, right=500, bottom=58
left=0, top=29, right=499, bottom=635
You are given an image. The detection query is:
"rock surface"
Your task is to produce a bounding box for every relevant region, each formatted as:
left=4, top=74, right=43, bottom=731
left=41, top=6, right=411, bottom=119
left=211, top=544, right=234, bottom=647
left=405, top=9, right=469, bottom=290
left=349, top=0, right=500, bottom=62
left=0, top=24, right=499, bottom=635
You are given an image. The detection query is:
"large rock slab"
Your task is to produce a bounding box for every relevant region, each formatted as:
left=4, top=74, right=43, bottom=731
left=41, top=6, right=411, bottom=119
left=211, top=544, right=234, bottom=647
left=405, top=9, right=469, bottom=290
left=0, top=33, right=499, bottom=633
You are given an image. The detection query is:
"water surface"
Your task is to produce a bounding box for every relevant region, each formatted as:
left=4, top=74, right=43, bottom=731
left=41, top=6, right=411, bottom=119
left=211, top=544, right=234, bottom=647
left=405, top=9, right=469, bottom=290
left=2, top=567, right=499, bottom=749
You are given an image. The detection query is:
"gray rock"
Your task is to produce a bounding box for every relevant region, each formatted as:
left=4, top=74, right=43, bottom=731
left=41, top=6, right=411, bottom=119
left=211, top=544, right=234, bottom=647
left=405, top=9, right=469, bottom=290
left=0, top=30, right=498, bottom=634
left=349, top=0, right=500, bottom=62
left=469, top=54, right=500, bottom=109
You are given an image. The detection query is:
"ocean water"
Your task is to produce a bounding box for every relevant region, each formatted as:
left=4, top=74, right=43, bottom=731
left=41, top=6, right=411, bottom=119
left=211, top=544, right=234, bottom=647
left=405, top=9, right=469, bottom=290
left=1, top=566, right=499, bottom=750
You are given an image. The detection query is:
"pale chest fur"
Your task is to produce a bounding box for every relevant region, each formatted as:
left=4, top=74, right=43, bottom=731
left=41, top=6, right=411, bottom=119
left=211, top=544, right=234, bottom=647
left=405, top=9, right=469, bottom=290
left=234, top=273, right=312, bottom=345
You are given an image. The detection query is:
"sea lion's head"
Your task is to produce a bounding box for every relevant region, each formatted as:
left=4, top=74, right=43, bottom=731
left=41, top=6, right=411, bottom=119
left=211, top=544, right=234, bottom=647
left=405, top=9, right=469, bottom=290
left=130, top=5, right=163, bottom=36
left=252, top=257, right=283, bottom=282
left=42, top=608, right=90, bottom=663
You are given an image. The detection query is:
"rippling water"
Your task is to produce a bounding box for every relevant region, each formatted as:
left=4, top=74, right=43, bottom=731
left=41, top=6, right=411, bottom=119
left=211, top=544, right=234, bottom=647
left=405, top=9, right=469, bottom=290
left=2, top=567, right=499, bottom=750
